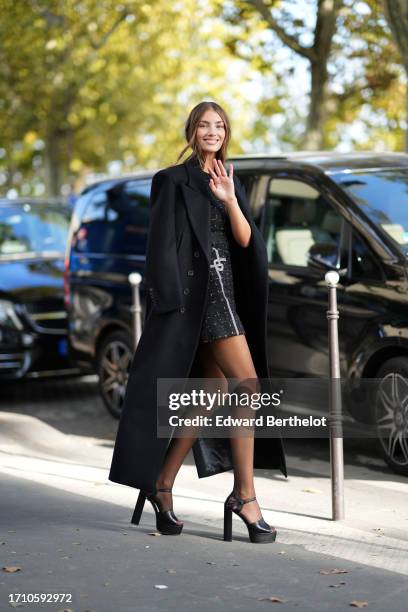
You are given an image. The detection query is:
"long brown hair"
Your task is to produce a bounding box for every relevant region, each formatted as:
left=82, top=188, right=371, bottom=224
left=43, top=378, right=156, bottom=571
left=173, top=101, right=231, bottom=169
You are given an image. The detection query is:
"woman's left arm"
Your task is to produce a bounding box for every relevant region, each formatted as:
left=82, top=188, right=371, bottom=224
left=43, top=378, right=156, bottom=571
left=208, top=159, right=251, bottom=248
left=224, top=194, right=251, bottom=248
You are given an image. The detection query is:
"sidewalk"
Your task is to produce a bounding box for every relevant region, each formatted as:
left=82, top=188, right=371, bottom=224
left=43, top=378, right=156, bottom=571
left=1, top=410, right=408, bottom=611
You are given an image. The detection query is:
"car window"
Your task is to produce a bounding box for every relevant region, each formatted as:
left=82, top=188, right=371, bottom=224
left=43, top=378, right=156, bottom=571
left=75, top=180, right=151, bottom=255
left=235, top=172, right=262, bottom=226
left=263, top=177, right=343, bottom=267
left=350, top=229, right=383, bottom=281
left=332, top=169, right=408, bottom=253
left=0, top=204, right=69, bottom=258
left=235, top=172, right=254, bottom=198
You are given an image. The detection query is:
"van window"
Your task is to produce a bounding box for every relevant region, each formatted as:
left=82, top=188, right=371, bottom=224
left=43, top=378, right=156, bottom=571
left=235, top=172, right=262, bottom=225
left=351, top=230, right=383, bottom=281
left=264, top=177, right=343, bottom=267
left=333, top=169, right=408, bottom=253
left=75, top=180, right=151, bottom=255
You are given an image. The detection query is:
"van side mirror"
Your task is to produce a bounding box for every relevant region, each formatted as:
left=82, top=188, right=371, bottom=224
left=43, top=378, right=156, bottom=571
left=307, top=243, right=347, bottom=276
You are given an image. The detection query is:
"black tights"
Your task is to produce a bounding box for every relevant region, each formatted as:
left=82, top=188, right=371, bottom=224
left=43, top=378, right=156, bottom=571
left=155, top=333, right=263, bottom=524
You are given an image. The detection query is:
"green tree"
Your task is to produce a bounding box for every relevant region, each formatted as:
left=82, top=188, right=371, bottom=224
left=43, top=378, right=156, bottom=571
left=0, top=0, right=260, bottom=196
left=217, top=0, right=344, bottom=149
left=383, top=0, right=408, bottom=151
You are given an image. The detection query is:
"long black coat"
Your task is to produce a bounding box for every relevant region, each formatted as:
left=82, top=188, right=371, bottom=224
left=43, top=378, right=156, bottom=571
left=108, top=157, right=287, bottom=492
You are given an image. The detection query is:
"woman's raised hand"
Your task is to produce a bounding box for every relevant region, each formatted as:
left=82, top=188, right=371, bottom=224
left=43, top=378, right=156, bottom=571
left=208, top=159, right=237, bottom=207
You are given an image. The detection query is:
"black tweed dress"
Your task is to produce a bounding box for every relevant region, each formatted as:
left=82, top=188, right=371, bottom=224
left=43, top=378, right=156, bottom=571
left=189, top=159, right=246, bottom=344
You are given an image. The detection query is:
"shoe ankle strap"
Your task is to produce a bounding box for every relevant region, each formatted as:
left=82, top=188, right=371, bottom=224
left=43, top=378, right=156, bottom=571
left=156, top=487, right=172, bottom=493
left=241, top=496, right=256, bottom=504
left=231, top=492, right=256, bottom=505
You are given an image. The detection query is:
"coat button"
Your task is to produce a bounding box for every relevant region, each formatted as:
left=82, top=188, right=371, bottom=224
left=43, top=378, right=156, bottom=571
left=183, top=288, right=190, bottom=295
left=194, top=250, right=200, bottom=258
left=179, top=306, right=186, bottom=313
left=187, top=269, right=194, bottom=276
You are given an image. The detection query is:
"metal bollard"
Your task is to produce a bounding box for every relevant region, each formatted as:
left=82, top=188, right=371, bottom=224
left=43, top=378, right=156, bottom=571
left=325, top=270, right=345, bottom=520
left=128, top=272, right=143, bottom=351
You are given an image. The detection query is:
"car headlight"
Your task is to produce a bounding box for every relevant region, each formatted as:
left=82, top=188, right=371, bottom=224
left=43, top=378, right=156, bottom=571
left=0, top=299, right=23, bottom=330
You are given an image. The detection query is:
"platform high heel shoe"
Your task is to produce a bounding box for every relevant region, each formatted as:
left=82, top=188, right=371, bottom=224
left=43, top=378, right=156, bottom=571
left=131, top=487, right=183, bottom=535
left=223, top=491, right=277, bottom=543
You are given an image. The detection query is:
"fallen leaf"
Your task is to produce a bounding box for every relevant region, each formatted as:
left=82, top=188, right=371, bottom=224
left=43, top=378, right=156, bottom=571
left=257, top=596, right=287, bottom=603
left=154, top=584, right=168, bottom=589
left=319, top=568, right=348, bottom=575
left=329, top=581, right=346, bottom=588
left=301, top=488, right=322, bottom=494
left=166, top=569, right=177, bottom=574
left=350, top=602, right=368, bottom=608
left=206, top=561, right=216, bottom=565
left=148, top=532, right=162, bottom=537
left=2, top=566, right=21, bottom=573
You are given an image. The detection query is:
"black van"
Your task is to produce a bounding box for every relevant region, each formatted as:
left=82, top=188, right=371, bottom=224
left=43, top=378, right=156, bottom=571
left=66, top=152, right=408, bottom=475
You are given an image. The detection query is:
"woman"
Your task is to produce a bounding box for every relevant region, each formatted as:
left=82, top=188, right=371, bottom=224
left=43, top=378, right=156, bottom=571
left=108, top=101, right=287, bottom=543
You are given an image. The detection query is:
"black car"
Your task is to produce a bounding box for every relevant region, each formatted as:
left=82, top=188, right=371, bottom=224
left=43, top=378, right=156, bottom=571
left=0, top=198, right=81, bottom=379
left=66, top=152, right=408, bottom=475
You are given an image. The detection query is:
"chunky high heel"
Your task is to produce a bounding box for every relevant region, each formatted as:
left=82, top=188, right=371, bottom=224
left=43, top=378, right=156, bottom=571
left=223, top=492, right=277, bottom=543
left=131, top=487, right=183, bottom=535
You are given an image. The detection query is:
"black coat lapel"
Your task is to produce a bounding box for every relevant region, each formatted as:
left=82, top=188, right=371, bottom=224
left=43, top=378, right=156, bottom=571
left=180, top=161, right=211, bottom=265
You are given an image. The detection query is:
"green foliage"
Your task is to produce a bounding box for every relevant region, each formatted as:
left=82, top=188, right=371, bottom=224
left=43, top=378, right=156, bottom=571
left=0, top=0, right=407, bottom=195
left=0, top=0, right=259, bottom=195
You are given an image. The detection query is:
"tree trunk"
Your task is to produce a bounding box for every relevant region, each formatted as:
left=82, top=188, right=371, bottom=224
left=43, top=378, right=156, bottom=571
left=301, top=59, right=329, bottom=149
left=383, top=0, right=408, bottom=151
left=44, top=130, right=62, bottom=197
left=251, top=0, right=341, bottom=150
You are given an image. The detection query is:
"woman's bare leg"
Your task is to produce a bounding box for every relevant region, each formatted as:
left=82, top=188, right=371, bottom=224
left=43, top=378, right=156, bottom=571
left=155, top=333, right=263, bottom=525
left=155, top=343, right=225, bottom=514
left=207, top=334, right=263, bottom=524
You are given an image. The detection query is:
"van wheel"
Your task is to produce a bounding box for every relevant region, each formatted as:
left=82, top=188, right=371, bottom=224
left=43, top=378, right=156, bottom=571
left=374, top=357, right=408, bottom=476
left=96, top=329, right=133, bottom=419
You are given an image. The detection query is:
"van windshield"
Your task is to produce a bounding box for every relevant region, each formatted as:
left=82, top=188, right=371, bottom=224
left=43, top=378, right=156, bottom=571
left=0, top=203, right=70, bottom=260
left=332, top=168, right=408, bottom=252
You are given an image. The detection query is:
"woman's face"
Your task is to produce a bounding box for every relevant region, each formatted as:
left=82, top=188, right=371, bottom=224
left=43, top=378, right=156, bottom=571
left=196, top=109, right=225, bottom=156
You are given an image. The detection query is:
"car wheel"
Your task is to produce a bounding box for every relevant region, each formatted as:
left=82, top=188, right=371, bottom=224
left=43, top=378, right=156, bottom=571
left=96, top=329, right=133, bottom=419
left=374, top=357, right=408, bottom=476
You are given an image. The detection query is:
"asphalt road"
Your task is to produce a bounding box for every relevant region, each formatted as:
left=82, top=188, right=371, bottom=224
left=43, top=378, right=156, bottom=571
left=1, top=375, right=407, bottom=612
